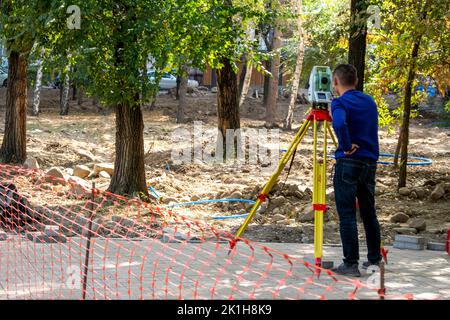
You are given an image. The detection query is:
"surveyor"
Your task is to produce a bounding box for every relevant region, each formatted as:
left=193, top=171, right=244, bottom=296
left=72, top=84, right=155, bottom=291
left=330, top=64, right=381, bottom=277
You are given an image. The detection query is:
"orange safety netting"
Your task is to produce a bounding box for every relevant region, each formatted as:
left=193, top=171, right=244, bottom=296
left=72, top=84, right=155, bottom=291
left=0, top=163, right=414, bottom=300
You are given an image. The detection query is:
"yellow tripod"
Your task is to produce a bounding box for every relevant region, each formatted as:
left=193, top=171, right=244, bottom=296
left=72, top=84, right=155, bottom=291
left=230, top=107, right=337, bottom=271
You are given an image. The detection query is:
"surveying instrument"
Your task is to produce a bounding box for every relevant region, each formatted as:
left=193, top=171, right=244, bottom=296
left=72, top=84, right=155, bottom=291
left=230, top=66, right=337, bottom=273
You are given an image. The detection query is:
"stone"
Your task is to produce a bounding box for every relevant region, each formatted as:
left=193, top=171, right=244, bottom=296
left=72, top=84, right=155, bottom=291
left=76, top=149, right=97, bottom=162
left=390, top=213, right=410, bottom=223
left=45, top=167, right=66, bottom=184
left=24, top=157, right=39, bottom=170
left=0, top=231, right=7, bottom=241
left=393, top=227, right=417, bottom=235
left=99, top=171, right=111, bottom=179
left=111, top=215, right=136, bottom=228
left=430, top=183, right=445, bottom=200
left=270, top=196, right=285, bottom=208
left=211, top=87, right=218, bottom=93
left=297, top=206, right=315, bottom=223
left=230, top=191, right=243, bottom=199
left=398, top=187, right=412, bottom=196
left=427, top=242, right=446, bottom=251
left=394, top=235, right=426, bottom=244
left=73, top=165, right=91, bottom=179
left=410, top=188, right=427, bottom=199
left=393, top=241, right=424, bottom=250
left=26, top=231, right=67, bottom=243
left=68, top=176, right=92, bottom=196
left=93, top=163, right=114, bottom=176
left=408, top=219, right=426, bottom=232
left=271, top=214, right=285, bottom=222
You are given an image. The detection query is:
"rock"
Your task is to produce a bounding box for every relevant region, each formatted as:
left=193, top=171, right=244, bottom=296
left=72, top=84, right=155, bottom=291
left=99, top=171, right=111, bottom=179
left=68, top=176, right=91, bottom=196
left=430, top=183, right=445, bottom=200
left=398, top=187, right=412, bottom=196
left=93, top=163, right=114, bottom=176
left=410, top=188, right=427, bottom=199
left=230, top=191, right=243, bottom=199
left=390, top=213, right=410, bottom=223
left=211, top=86, right=218, bottom=93
left=73, top=165, right=91, bottom=179
left=393, top=227, right=417, bottom=235
left=76, top=149, right=97, bottom=162
left=111, top=215, right=136, bottom=228
left=297, top=206, right=315, bottom=223
left=24, top=157, right=39, bottom=170
left=408, top=219, right=426, bottom=232
left=45, top=167, right=65, bottom=184
left=269, top=196, right=285, bottom=208
left=272, top=213, right=285, bottom=222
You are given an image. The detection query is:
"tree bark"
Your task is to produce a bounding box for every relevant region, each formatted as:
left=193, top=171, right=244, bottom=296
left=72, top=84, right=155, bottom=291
left=398, top=38, right=424, bottom=188
left=0, top=51, right=28, bottom=164
left=60, top=72, right=70, bottom=115
left=264, top=27, right=282, bottom=127
left=32, top=56, right=44, bottom=116
left=284, top=0, right=305, bottom=130
left=176, top=66, right=189, bottom=123
left=348, top=0, right=368, bottom=92
left=108, top=101, right=148, bottom=196
left=216, top=58, right=240, bottom=159
left=239, top=60, right=253, bottom=108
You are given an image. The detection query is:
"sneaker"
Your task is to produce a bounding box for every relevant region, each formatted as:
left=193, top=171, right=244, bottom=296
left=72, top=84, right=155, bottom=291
left=361, top=261, right=380, bottom=270
left=331, top=263, right=361, bottom=277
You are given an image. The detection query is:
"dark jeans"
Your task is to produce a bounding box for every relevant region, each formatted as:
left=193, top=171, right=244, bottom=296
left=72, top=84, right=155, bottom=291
left=333, top=158, right=381, bottom=265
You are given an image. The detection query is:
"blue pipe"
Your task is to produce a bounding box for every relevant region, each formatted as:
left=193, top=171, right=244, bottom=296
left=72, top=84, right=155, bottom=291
left=280, top=148, right=432, bottom=166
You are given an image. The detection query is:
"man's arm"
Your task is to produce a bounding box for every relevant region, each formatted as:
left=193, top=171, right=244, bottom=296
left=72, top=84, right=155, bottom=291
left=332, top=103, right=354, bottom=153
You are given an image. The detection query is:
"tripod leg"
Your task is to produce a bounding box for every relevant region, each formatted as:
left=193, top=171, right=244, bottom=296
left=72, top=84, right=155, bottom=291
left=232, top=119, right=311, bottom=242
left=313, top=120, right=329, bottom=269
left=327, top=124, right=337, bottom=148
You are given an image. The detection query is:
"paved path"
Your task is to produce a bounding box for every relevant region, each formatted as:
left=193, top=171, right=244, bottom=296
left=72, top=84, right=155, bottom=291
left=0, top=235, right=448, bottom=300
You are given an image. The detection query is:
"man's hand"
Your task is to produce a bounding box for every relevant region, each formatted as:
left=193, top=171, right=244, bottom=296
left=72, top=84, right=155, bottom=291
left=344, top=144, right=359, bottom=156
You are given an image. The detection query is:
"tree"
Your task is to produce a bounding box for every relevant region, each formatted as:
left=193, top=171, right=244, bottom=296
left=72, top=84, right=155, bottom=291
left=0, top=1, right=52, bottom=163
left=264, top=26, right=282, bottom=128
left=284, top=0, right=305, bottom=130
left=54, top=1, right=174, bottom=197
left=365, top=0, right=449, bottom=188
left=348, top=0, right=368, bottom=92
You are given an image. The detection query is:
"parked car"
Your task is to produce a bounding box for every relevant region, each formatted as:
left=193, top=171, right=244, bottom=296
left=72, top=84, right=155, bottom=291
left=148, top=71, right=199, bottom=90
left=0, top=67, right=7, bottom=87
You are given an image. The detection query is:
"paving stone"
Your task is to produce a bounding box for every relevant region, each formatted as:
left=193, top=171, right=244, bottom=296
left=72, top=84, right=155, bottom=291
left=427, top=242, right=446, bottom=251
left=393, top=241, right=425, bottom=250
left=394, top=235, right=426, bottom=244
left=26, top=231, right=67, bottom=243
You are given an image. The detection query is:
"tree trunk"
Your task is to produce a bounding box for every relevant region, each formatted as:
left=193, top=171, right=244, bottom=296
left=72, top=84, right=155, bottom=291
left=216, top=58, right=240, bottom=159
left=264, top=27, right=282, bottom=127
left=348, top=0, right=368, bottom=92
left=284, top=0, right=305, bottom=130
left=60, top=72, right=70, bottom=115
left=398, top=37, right=423, bottom=189
left=263, top=60, right=271, bottom=104
left=239, top=61, right=253, bottom=108
left=32, top=56, right=44, bottom=116
left=177, top=66, right=189, bottom=123
left=77, top=88, right=83, bottom=106
left=0, top=51, right=28, bottom=164
left=108, top=101, right=148, bottom=196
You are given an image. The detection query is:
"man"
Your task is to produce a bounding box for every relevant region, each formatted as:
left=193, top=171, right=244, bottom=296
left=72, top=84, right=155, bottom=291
left=331, top=64, right=381, bottom=277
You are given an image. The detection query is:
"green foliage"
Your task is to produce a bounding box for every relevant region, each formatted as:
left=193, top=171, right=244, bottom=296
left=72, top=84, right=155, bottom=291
left=366, top=0, right=449, bottom=130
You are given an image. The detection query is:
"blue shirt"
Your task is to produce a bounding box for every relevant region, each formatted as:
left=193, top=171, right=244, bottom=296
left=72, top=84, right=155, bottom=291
left=331, top=90, right=379, bottom=161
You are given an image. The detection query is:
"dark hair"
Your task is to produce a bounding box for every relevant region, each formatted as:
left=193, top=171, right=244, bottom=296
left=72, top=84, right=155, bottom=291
left=333, top=64, right=358, bottom=86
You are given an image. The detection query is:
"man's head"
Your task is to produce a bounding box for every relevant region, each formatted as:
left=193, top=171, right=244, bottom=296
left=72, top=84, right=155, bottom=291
left=332, top=64, right=358, bottom=96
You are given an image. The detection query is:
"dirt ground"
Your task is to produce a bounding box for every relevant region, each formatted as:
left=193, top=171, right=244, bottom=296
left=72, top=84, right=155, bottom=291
left=0, top=87, right=449, bottom=245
